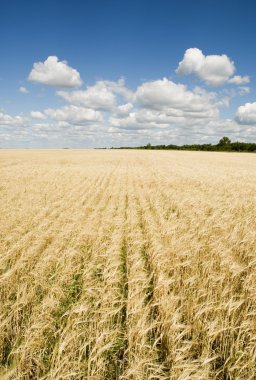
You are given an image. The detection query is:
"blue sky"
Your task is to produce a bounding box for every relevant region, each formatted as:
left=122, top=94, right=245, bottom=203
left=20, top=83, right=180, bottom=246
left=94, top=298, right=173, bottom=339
left=1, top=0, right=256, bottom=148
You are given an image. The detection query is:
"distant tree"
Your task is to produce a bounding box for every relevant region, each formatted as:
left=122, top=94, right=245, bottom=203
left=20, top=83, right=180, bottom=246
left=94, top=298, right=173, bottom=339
left=218, top=136, right=231, bottom=146
left=120, top=136, right=256, bottom=152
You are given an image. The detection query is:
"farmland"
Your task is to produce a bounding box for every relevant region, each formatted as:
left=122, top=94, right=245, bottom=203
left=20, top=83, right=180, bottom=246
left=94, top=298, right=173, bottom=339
left=0, top=149, right=256, bottom=379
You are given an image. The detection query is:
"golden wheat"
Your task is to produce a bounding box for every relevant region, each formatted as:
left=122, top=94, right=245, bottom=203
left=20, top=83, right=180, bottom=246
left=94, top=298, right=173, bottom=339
left=0, top=149, right=255, bottom=379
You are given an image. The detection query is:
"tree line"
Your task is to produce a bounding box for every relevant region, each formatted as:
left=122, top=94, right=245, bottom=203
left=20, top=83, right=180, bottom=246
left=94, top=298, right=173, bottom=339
left=117, top=137, right=256, bottom=152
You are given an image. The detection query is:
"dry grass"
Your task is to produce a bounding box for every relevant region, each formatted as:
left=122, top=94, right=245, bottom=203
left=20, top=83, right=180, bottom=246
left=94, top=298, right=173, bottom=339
left=0, top=149, right=255, bottom=379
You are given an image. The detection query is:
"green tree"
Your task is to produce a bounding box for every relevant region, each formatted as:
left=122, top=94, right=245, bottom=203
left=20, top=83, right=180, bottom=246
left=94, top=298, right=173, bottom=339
left=218, top=136, right=231, bottom=146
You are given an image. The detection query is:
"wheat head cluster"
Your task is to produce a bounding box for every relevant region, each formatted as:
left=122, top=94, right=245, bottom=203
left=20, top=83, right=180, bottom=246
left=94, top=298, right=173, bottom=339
left=0, top=149, right=255, bottom=380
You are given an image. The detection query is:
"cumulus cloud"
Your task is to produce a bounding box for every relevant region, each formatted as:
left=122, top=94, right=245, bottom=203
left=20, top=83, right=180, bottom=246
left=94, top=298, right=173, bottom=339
left=109, top=112, right=170, bottom=130
left=0, top=112, right=26, bottom=126
left=102, top=78, right=135, bottom=101
left=4, top=54, right=256, bottom=147
left=109, top=78, right=224, bottom=132
left=109, top=113, right=140, bottom=130
left=45, top=105, right=103, bottom=124
left=228, top=75, right=250, bottom=84
left=57, top=79, right=134, bottom=111
left=117, top=102, right=133, bottom=113
left=176, top=48, right=237, bottom=86
left=19, top=86, right=29, bottom=94
left=136, top=78, right=218, bottom=115
left=53, top=76, right=229, bottom=136
left=112, top=103, right=134, bottom=119
left=30, top=111, right=46, bottom=119
left=28, top=56, right=82, bottom=87
left=110, top=110, right=216, bottom=131
left=235, top=102, right=256, bottom=125
left=57, top=82, right=115, bottom=111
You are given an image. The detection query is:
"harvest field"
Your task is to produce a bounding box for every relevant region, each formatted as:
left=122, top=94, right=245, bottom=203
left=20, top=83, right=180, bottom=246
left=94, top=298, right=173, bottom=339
left=0, top=149, right=256, bottom=380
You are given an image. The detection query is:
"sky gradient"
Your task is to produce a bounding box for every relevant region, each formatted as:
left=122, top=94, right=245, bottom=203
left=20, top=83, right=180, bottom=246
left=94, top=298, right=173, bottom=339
left=1, top=0, right=256, bottom=148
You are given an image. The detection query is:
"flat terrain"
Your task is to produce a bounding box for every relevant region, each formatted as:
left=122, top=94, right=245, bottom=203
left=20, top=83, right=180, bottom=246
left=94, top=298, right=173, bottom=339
left=0, top=149, right=256, bottom=379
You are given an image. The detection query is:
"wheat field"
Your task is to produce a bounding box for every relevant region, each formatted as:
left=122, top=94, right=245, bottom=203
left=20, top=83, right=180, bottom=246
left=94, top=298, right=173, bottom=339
left=0, top=149, right=255, bottom=380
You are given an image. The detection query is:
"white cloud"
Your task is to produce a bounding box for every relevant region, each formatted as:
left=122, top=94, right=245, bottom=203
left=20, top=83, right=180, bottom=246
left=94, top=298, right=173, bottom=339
left=57, top=82, right=116, bottom=111
left=108, top=111, right=249, bottom=145
left=136, top=78, right=218, bottom=115
left=236, top=102, right=256, bottom=125
left=57, top=77, right=223, bottom=132
left=228, top=75, right=250, bottom=84
left=30, top=111, right=46, bottom=119
left=136, top=107, right=217, bottom=123
left=109, top=113, right=149, bottom=130
left=45, top=105, right=103, bottom=124
left=117, top=103, right=133, bottom=113
left=176, top=48, right=205, bottom=75
left=0, top=112, right=15, bottom=125
left=109, top=79, right=223, bottom=131
left=113, top=103, right=134, bottom=118
left=28, top=56, right=82, bottom=87
left=19, top=86, right=29, bottom=94
left=108, top=78, right=243, bottom=139
left=4, top=57, right=256, bottom=148
left=0, top=112, right=26, bottom=126
left=57, top=79, right=134, bottom=111
left=101, top=78, right=135, bottom=101
left=176, top=48, right=236, bottom=86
